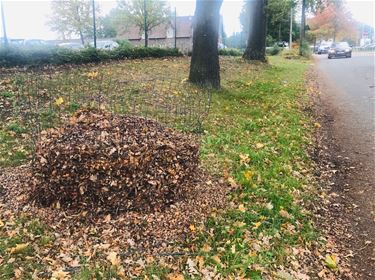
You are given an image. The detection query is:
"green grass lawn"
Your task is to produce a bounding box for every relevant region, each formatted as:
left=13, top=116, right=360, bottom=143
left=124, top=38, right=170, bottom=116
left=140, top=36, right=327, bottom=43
left=0, top=56, right=322, bottom=279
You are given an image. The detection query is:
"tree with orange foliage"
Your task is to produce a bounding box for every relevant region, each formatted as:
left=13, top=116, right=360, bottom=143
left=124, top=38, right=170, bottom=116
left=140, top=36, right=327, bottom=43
left=308, top=1, right=359, bottom=43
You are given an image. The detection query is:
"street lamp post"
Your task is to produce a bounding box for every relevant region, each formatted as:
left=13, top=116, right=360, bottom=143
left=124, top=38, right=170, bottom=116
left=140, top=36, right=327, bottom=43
left=92, top=0, right=97, bottom=48
left=289, top=6, right=293, bottom=49
left=174, top=7, right=177, bottom=49
left=1, top=0, right=8, bottom=47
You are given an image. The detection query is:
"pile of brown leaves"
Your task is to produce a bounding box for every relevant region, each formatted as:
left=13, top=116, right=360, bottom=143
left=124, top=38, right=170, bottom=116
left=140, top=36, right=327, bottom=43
left=31, top=109, right=199, bottom=213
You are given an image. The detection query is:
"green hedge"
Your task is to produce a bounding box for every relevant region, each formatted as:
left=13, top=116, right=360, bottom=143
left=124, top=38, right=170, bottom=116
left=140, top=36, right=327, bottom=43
left=265, top=45, right=281, bottom=56
left=218, top=48, right=243, bottom=56
left=0, top=46, right=182, bottom=67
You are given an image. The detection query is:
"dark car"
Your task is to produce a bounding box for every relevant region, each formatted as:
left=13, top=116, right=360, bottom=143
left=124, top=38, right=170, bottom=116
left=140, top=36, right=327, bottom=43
left=328, top=42, right=352, bottom=59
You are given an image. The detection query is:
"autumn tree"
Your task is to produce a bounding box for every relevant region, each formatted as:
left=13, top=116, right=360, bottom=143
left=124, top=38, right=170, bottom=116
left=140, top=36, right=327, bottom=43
left=243, top=0, right=267, bottom=61
left=48, top=0, right=94, bottom=44
left=188, top=0, right=223, bottom=89
left=114, top=0, right=170, bottom=47
left=308, top=1, right=359, bottom=43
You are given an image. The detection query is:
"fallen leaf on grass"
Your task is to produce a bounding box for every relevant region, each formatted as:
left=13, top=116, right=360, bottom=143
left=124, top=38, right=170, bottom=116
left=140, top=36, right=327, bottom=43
left=227, top=177, right=238, bottom=188
left=0, top=220, right=4, bottom=228
left=211, top=255, right=222, bottom=266
left=324, top=254, right=338, bottom=269
left=51, top=269, right=70, bottom=280
left=167, top=273, right=185, bottom=280
left=243, top=170, right=254, bottom=181
left=189, top=224, right=196, bottom=232
left=255, top=143, right=265, bottom=149
left=314, top=122, right=321, bottom=128
left=54, top=97, right=64, bottom=106
left=252, top=221, right=262, bottom=230
left=14, top=268, right=22, bottom=279
left=279, top=209, right=292, bottom=219
left=196, top=256, right=205, bottom=269
left=106, top=251, right=120, bottom=267
left=238, top=204, right=247, bottom=212
left=9, top=243, right=29, bottom=254
left=233, top=221, right=246, bottom=228
left=239, top=153, right=250, bottom=165
left=202, top=243, right=211, bottom=252
left=186, top=258, right=199, bottom=275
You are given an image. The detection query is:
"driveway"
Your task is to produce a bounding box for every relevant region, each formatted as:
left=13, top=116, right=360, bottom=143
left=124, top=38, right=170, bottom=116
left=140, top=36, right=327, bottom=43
left=315, top=52, right=375, bottom=279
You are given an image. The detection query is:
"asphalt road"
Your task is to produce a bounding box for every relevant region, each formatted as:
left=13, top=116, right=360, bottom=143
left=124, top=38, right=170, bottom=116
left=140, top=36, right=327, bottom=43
left=315, top=52, right=375, bottom=279
left=316, top=52, right=375, bottom=151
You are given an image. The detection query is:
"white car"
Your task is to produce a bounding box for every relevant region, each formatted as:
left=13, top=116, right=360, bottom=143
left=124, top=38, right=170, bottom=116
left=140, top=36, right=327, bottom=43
left=90, top=40, right=119, bottom=50
left=317, top=43, right=332, bottom=54
left=58, top=42, right=84, bottom=50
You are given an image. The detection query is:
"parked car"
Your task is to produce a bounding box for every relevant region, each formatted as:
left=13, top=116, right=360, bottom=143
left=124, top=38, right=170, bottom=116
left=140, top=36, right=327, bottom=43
left=277, top=41, right=288, bottom=48
left=23, top=39, right=48, bottom=47
left=58, top=42, right=84, bottom=50
left=89, top=40, right=119, bottom=50
left=9, top=39, right=25, bottom=46
left=317, top=42, right=332, bottom=54
left=328, top=42, right=352, bottom=59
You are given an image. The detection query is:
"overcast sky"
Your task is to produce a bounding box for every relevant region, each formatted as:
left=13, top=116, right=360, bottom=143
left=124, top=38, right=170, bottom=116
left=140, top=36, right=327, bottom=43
left=0, top=0, right=374, bottom=40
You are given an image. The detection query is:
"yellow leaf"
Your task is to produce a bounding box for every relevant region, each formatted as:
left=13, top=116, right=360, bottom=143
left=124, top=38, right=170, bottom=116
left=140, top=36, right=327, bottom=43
left=196, top=256, right=205, bottom=269
left=202, top=243, right=211, bottom=253
left=54, top=97, right=64, bottom=106
left=243, top=170, right=254, bottom=181
left=189, top=224, right=196, bottom=232
left=324, top=254, right=338, bottom=269
left=252, top=221, right=262, bottom=230
left=106, top=251, right=120, bottom=267
left=239, top=153, right=250, bottom=165
left=9, top=243, right=29, bottom=254
left=238, top=204, right=246, bottom=212
left=255, top=143, right=265, bottom=149
left=211, top=255, right=222, bottom=266
left=227, top=177, right=238, bottom=188
left=51, top=269, right=70, bottom=280
left=0, top=220, right=4, bottom=228
left=249, top=251, right=257, bottom=257
left=14, top=268, right=22, bottom=279
left=167, top=273, right=185, bottom=280
left=279, top=209, right=292, bottom=219
left=314, top=122, right=321, bottom=128
left=233, top=221, right=246, bottom=228
left=86, top=71, right=99, bottom=79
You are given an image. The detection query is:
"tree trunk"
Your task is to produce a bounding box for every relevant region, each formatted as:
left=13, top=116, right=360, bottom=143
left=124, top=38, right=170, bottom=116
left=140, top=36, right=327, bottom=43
left=243, top=0, right=267, bottom=61
left=299, top=0, right=306, bottom=56
left=144, top=0, right=148, bottom=47
left=79, top=29, right=85, bottom=45
left=188, top=0, right=223, bottom=89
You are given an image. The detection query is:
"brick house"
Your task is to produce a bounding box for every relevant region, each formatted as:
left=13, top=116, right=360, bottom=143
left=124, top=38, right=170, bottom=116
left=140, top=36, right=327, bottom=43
left=118, top=16, right=224, bottom=53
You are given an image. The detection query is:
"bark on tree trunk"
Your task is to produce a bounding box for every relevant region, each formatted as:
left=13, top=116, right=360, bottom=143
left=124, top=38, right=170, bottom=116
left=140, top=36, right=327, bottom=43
left=299, top=0, right=306, bottom=56
left=79, top=29, right=85, bottom=45
left=243, top=0, right=267, bottom=61
left=188, top=0, right=223, bottom=89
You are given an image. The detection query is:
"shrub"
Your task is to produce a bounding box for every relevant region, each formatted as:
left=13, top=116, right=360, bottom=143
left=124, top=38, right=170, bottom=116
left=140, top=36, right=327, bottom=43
left=300, top=41, right=312, bottom=58
left=115, top=39, right=132, bottom=49
left=219, top=48, right=243, bottom=56
left=0, top=45, right=183, bottom=67
left=282, top=48, right=301, bottom=60
left=266, top=45, right=281, bottom=56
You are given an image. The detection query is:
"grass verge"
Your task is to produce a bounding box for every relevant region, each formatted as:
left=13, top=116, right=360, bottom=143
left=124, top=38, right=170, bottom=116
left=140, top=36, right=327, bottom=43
left=0, top=56, right=320, bottom=279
